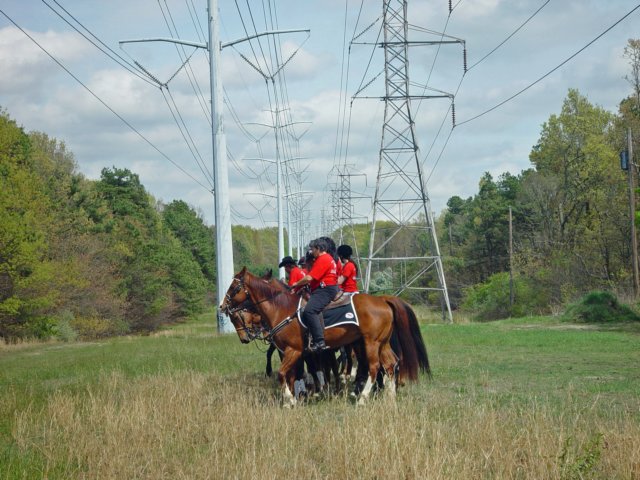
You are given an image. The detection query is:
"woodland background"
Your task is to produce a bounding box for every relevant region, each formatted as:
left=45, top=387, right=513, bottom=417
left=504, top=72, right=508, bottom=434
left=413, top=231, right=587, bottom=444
left=2, top=41, right=640, bottom=341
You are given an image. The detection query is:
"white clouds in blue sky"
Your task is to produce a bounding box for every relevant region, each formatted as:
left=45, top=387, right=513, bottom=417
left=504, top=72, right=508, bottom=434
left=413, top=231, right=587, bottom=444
left=1, top=0, right=638, bottom=232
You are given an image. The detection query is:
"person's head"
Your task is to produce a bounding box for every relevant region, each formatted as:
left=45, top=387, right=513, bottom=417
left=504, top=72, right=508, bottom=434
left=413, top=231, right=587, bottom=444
left=337, top=244, right=353, bottom=261
left=319, top=236, right=337, bottom=257
left=278, top=256, right=297, bottom=271
left=304, top=250, right=314, bottom=269
left=308, top=237, right=331, bottom=257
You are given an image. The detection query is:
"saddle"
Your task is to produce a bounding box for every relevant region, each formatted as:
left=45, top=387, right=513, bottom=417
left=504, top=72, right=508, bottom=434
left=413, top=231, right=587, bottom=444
left=297, top=290, right=359, bottom=331
left=298, top=289, right=351, bottom=311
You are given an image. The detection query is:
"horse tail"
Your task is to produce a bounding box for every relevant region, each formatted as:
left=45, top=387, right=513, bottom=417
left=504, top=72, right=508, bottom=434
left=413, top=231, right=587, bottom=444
left=385, top=297, right=432, bottom=381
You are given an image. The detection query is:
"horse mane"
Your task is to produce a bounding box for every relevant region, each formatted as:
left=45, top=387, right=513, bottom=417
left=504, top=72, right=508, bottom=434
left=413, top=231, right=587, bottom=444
left=245, top=271, right=296, bottom=310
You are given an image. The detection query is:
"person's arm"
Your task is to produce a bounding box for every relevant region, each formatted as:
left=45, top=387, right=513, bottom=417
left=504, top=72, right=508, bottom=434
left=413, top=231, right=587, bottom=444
left=291, top=274, right=313, bottom=290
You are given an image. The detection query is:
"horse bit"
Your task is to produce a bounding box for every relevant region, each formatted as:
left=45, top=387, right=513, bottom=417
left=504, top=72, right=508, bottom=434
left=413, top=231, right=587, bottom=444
left=222, top=276, right=299, bottom=343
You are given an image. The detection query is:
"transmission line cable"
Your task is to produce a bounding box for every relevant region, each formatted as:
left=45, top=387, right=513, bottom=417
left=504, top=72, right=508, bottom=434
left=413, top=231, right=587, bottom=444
left=41, top=0, right=157, bottom=87
left=157, top=0, right=211, bottom=124
left=467, top=0, right=551, bottom=71
left=161, top=87, right=214, bottom=187
left=332, top=0, right=354, bottom=169
left=457, top=3, right=640, bottom=127
left=421, top=0, right=559, bottom=178
left=0, top=9, right=211, bottom=193
left=185, top=0, right=207, bottom=44
left=427, top=3, right=640, bottom=182
left=234, top=0, right=268, bottom=77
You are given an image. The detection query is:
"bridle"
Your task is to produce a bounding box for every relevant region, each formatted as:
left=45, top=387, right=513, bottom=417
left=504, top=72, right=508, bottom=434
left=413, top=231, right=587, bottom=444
left=222, top=277, right=248, bottom=313
left=232, top=306, right=268, bottom=341
left=221, top=274, right=301, bottom=343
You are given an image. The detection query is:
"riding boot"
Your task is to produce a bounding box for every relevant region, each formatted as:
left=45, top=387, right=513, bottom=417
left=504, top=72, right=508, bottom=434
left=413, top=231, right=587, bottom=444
left=308, top=315, right=324, bottom=345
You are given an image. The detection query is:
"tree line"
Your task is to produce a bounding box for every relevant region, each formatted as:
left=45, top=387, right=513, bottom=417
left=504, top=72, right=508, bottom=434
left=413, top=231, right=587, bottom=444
left=0, top=110, right=282, bottom=340
left=2, top=41, right=639, bottom=339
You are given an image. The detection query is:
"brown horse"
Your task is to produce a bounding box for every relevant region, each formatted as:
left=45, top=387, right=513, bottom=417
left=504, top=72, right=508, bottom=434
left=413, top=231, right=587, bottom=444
left=220, top=267, right=430, bottom=406
left=225, top=273, right=341, bottom=394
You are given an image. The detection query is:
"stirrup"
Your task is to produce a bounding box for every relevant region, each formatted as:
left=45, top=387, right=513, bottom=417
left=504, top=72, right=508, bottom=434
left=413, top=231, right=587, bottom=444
left=309, top=340, right=328, bottom=352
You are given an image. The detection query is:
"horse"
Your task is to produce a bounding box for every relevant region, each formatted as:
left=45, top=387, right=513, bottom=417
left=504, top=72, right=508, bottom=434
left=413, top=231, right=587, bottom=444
left=221, top=267, right=430, bottom=406
left=225, top=272, right=341, bottom=396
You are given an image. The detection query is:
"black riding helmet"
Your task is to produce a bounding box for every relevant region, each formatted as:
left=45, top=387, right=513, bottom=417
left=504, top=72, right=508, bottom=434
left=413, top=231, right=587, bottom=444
left=337, top=244, right=352, bottom=259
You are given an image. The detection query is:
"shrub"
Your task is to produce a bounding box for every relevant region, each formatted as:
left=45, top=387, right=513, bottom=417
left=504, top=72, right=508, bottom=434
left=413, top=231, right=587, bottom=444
left=562, top=291, right=640, bottom=323
left=462, top=272, right=549, bottom=321
left=55, top=311, right=78, bottom=342
left=70, top=316, right=130, bottom=339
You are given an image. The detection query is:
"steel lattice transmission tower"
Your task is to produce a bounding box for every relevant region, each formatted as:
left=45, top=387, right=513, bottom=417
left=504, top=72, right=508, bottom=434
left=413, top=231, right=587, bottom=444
left=363, top=0, right=458, bottom=321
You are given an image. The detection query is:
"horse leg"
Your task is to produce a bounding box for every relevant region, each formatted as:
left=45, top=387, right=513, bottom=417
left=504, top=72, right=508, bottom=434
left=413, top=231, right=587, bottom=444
left=379, top=342, right=398, bottom=398
left=318, top=350, right=337, bottom=395
left=292, top=357, right=307, bottom=399
left=327, top=350, right=341, bottom=393
left=303, top=353, right=323, bottom=395
left=357, top=340, right=382, bottom=405
left=278, top=348, right=302, bottom=408
left=265, top=343, right=276, bottom=377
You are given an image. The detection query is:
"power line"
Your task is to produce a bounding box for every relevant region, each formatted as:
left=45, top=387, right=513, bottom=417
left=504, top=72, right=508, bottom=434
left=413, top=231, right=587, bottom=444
left=467, top=0, right=550, bottom=71
left=161, top=87, right=214, bottom=187
left=457, top=3, right=640, bottom=127
left=425, top=2, right=638, bottom=183
left=157, top=0, right=211, bottom=124
left=0, top=8, right=212, bottom=193
left=41, top=0, right=157, bottom=87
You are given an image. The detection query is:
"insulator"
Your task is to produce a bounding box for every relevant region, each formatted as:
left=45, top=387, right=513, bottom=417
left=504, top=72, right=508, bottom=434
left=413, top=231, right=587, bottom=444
left=451, top=103, right=456, bottom=127
left=449, top=0, right=452, bottom=14
left=463, top=48, right=467, bottom=73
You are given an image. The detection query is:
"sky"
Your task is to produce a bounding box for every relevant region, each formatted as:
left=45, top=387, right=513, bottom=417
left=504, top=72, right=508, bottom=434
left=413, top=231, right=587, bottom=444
left=1, top=0, right=639, bottom=238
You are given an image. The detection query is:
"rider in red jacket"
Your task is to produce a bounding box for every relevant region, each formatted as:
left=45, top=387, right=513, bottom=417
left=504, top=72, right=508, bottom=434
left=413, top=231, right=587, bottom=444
left=337, top=244, right=359, bottom=294
left=290, top=237, right=339, bottom=352
left=279, top=256, right=305, bottom=286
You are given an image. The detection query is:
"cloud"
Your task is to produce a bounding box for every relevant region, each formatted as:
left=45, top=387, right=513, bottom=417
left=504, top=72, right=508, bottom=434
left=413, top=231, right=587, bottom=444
left=0, top=26, right=92, bottom=95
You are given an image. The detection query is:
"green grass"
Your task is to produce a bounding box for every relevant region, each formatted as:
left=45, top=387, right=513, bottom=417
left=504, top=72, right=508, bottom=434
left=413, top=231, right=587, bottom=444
left=1, top=311, right=639, bottom=478
left=425, top=319, right=640, bottom=409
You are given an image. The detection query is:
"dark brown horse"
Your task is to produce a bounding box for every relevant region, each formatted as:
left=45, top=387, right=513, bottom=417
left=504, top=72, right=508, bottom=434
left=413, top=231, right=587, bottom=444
left=221, top=267, right=430, bottom=406
left=225, top=272, right=341, bottom=395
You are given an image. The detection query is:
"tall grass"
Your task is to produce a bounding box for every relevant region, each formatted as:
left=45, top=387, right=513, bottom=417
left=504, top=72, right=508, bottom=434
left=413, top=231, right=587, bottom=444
left=9, top=371, right=640, bottom=479
left=2, top=314, right=639, bottom=479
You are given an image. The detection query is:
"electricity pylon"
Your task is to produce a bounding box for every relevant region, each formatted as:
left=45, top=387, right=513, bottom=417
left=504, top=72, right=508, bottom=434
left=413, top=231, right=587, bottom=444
left=363, top=0, right=460, bottom=322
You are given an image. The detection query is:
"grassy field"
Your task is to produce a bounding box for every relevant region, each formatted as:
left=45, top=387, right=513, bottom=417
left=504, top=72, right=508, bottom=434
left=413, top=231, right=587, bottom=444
left=1, top=312, right=639, bottom=479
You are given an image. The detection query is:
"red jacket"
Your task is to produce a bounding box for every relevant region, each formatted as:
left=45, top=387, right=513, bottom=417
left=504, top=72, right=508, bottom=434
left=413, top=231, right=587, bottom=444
left=340, top=261, right=358, bottom=292
left=288, top=266, right=305, bottom=286
left=308, top=253, right=337, bottom=291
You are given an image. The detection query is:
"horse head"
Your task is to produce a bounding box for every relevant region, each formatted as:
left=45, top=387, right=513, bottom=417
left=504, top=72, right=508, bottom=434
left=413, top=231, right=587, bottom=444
left=220, top=267, right=249, bottom=314
left=221, top=267, right=286, bottom=343
left=227, top=300, right=264, bottom=343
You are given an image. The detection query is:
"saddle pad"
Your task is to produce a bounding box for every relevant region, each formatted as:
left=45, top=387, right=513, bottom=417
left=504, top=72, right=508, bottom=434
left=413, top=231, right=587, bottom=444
left=297, top=294, right=359, bottom=330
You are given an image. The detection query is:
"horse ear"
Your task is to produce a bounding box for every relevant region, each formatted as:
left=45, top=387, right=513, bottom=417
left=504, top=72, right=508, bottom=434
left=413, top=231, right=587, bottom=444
left=265, top=269, right=273, bottom=279
left=239, top=266, right=247, bottom=277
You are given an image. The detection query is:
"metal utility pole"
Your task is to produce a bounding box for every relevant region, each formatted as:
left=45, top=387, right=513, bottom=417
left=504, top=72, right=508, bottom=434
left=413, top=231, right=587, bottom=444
left=361, top=0, right=460, bottom=322
left=208, top=0, right=234, bottom=333
left=628, top=128, right=640, bottom=297
left=509, top=206, right=514, bottom=306
left=120, top=0, right=307, bottom=332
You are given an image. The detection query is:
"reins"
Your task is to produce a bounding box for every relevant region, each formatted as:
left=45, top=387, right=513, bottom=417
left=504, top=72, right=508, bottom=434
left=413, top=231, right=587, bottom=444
left=223, top=275, right=302, bottom=345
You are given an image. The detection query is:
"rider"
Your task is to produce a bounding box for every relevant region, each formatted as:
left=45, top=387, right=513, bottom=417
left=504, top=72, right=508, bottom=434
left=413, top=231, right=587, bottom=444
left=279, top=255, right=305, bottom=287
left=337, top=244, right=359, bottom=295
left=290, top=237, right=339, bottom=352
